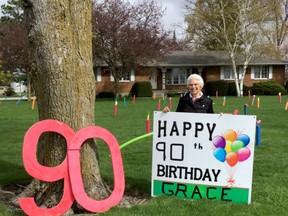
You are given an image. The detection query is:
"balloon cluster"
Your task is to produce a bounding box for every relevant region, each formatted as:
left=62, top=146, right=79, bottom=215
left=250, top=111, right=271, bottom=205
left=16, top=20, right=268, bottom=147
left=213, top=129, right=251, bottom=167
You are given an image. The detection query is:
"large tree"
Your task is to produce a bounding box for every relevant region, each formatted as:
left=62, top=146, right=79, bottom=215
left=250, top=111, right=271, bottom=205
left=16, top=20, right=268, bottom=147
left=17, top=0, right=118, bottom=214
left=185, top=0, right=270, bottom=96
left=92, top=0, right=173, bottom=94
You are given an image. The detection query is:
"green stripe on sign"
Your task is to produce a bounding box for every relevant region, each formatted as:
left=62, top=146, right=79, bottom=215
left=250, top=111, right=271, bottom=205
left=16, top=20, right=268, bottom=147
left=153, top=180, right=249, bottom=203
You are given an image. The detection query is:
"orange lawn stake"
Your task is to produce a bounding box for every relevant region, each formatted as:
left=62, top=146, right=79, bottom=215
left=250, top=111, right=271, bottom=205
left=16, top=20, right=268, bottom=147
left=31, top=96, right=36, bottom=110
left=285, top=101, right=288, bottom=110
left=257, top=97, right=260, bottom=108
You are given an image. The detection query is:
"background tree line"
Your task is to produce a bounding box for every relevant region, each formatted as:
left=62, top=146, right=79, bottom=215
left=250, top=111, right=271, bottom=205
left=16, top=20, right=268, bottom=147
left=184, top=0, right=288, bottom=96
left=0, top=0, right=188, bottom=97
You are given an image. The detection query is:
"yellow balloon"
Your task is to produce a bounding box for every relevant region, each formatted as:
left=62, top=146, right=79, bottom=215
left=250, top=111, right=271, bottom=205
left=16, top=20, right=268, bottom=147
left=225, top=140, right=232, bottom=153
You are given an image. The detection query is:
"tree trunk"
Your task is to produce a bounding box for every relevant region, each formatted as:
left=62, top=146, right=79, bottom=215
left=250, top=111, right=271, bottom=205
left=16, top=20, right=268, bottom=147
left=19, top=0, right=111, bottom=212
left=231, top=57, right=241, bottom=97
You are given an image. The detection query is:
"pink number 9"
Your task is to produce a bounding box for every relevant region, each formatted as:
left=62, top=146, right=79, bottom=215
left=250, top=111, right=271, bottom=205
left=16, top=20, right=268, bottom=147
left=19, top=120, right=75, bottom=216
left=68, top=126, right=125, bottom=213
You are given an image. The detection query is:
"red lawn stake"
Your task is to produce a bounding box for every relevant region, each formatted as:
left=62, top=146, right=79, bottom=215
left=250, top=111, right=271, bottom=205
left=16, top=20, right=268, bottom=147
left=133, top=94, right=136, bottom=103
left=114, top=100, right=118, bottom=117
left=146, top=112, right=151, bottom=134
left=157, top=99, right=161, bottom=111
left=19, top=120, right=125, bottom=215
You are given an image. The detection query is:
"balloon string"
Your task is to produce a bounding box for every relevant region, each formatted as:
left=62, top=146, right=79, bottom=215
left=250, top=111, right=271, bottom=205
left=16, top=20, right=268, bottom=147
left=120, top=132, right=153, bottom=149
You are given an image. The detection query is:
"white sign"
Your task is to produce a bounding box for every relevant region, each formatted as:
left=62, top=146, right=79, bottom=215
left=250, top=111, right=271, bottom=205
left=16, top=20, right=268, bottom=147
left=151, top=111, right=256, bottom=204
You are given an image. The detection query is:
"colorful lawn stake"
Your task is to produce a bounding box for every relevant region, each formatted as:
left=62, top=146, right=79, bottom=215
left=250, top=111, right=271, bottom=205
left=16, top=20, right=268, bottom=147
left=146, top=112, right=151, bottom=134
left=222, top=96, right=226, bottom=107
left=256, top=120, right=261, bottom=146
left=251, top=95, right=256, bottom=106
left=244, top=104, right=248, bottom=115
left=123, top=97, right=126, bottom=107
left=163, top=96, right=167, bottom=106
left=31, top=96, right=36, bottom=110
left=169, top=97, right=172, bottom=110
left=157, top=99, right=161, bottom=111
left=285, top=100, right=288, bottom=110
left=248, top=90, right=251, bottom=99
left=133, top=94, right=136, bottom=104
left=234, top=110, right=239, bottom=115
left=257, top=97, right=260, bottom=108
left=279, top=92, right=282, bottom=103
left=114, top=100, right=118, bottom=117
left=153, top=93, right=156, bottom=100
left=216, top=90, right=218, bottom=98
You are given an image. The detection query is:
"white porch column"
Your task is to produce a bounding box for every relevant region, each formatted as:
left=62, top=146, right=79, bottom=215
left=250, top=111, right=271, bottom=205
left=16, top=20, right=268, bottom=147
left=161, top=67, right=166, bottom=91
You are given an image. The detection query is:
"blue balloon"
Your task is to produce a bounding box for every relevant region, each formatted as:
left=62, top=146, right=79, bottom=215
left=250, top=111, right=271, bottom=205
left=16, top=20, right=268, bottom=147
left=237, top=134, right=250, bottom=146
left=213, top=148, right=226, bottom=162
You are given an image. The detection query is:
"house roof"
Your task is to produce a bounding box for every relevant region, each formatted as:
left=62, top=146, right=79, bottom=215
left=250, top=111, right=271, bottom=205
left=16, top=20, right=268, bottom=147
left=152, top=50, right=288, bottom=67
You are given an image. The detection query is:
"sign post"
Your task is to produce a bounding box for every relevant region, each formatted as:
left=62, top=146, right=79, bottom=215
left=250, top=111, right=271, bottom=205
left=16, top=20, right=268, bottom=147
left=151, top=111, right=256, bottom=204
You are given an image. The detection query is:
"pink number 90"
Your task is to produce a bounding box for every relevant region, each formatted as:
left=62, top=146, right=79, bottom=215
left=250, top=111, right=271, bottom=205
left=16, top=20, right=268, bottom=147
left=19, top=120, right=125, bottom=216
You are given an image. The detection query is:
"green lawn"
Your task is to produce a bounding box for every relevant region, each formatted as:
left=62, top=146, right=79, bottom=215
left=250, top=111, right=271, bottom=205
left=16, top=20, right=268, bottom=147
left=0, top=95, right=288, bottom=215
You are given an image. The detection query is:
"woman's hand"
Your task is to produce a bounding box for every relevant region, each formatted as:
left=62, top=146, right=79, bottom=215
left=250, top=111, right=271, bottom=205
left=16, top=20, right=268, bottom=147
left=163, top=106, right=170, bottom=113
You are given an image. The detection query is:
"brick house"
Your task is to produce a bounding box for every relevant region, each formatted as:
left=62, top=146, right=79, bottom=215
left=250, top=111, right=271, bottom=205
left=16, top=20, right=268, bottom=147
left=94, top=50, right=288, bottom=95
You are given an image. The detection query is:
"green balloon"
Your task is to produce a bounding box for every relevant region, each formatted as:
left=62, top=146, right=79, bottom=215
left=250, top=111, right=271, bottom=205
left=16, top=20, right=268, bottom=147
left=231, top=140, right=244, bottom=152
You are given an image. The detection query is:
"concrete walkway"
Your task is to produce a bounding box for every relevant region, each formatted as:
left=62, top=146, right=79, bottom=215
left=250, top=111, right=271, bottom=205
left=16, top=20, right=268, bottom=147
left=0, top=96, right=28, bottom=101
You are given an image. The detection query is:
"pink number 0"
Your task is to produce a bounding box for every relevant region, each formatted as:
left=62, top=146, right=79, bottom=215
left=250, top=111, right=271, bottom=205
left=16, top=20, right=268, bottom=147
left=19, top=120, right=125, bottom=216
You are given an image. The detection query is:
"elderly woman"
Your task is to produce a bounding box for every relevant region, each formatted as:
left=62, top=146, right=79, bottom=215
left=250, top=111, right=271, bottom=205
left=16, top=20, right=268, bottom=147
left=163, top=74, right=214, bottom=113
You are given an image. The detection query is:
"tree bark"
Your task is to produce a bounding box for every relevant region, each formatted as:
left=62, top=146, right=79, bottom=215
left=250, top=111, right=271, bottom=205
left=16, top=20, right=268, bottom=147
left=19, top=0, right=112, bottom=212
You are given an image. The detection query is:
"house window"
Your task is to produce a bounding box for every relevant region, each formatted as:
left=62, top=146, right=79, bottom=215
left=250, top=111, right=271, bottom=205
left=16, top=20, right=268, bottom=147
left=94, top=67, right=102, bottom=82
left=251, top=66, right=272, bottom=79
left=166, top=68, right=192, bottom=85
left=220, top=66, right=235, bottom=80
left=110, top=69, right=135, bottom=82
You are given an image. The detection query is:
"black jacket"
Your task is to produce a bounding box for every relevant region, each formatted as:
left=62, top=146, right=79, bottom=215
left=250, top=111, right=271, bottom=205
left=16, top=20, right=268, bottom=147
left=176, top=92, right=214, bottom=113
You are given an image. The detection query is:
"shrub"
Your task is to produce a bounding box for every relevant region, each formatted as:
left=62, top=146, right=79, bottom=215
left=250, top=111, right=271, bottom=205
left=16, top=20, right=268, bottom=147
left=205, top=80, right=228, bottom=96
left=228, top=82, right=237, bottom=96
left=3, top=87, right=15, bottom=96
left=97, top=91, right=115, bottom=98
left=130, top=81, right=152, bottom=97
left=251, top=81, right=287, bottom=95
left=227, top=82, right=250, bottom=96
left=285, top=81, right=288, bottom=92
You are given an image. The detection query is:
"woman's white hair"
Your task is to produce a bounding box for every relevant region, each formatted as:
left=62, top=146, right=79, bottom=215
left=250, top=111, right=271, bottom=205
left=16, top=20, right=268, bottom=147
left=187, top=74, right=204, bottom=88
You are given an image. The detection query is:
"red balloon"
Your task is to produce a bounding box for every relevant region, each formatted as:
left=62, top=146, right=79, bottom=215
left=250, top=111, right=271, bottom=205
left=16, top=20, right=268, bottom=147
left=226, top=152, right=239, bottom=167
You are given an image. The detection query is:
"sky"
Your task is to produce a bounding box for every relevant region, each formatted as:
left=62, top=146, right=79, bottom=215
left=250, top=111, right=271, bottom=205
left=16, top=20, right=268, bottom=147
left=0, top=0, right=187, bottom=38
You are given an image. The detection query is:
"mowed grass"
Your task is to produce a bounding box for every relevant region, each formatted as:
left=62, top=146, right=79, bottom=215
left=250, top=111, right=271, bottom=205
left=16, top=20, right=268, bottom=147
left=0, top=95, right=287, bottom=216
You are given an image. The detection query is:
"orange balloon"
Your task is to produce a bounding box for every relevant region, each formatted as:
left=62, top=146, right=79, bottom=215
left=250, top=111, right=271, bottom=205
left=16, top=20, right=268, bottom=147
left=226, top=152, right=238, bottom=167
left=223, top=129, right=237, bottom=142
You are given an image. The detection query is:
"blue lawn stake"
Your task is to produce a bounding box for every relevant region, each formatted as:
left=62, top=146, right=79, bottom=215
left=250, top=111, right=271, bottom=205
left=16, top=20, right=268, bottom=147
left=244, top=104, right=247, bottom=115
left=256, top=125, right=261, bottom=146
